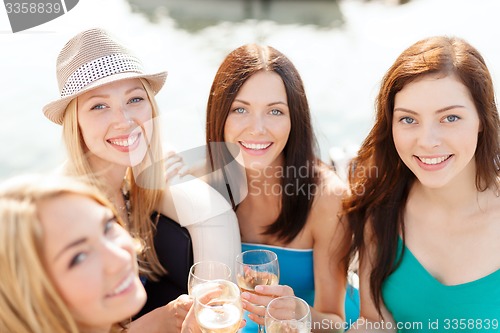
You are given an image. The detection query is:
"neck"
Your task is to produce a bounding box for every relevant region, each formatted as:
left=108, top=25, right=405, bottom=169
left=79, top=324, right=112, bottom=333
left=87, top=157, right=128, bottom=193
left=245, top=163, right=284, bottom=196
left=245, top=153, right=285, bottom=180
left=87, top=157, right=129, bottom=214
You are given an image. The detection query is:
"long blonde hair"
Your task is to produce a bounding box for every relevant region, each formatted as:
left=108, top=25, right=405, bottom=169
left=61, top=78, right=165, bottom=279
left=0, top=174, right=126, bottom=333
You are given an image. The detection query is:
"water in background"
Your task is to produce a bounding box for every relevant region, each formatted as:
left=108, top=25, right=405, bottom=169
left=2, top=0, right=500, bottom=180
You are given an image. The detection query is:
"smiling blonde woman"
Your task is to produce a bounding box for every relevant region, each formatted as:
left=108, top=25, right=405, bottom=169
left=0, top=174, right=145, bottom=333
left=42, top=28, right=241, bottom=332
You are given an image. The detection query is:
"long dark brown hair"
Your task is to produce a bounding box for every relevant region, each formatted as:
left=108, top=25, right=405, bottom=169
left=343, top=36, right=500, bottom=314
left=205, top=44, right=320, bottom=243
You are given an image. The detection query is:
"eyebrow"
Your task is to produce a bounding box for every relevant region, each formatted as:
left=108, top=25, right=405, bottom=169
left=54, top=238, right=86, bottom=261
left=82, top=86, right=145, bottom=102
left=53, top=211, right=114, bottom=261
left=233, top=99, right=288, bottom=107
left=393, top=105, right=466, bottom=114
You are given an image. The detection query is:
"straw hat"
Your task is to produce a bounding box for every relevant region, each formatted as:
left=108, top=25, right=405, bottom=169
left=43, top=28, right=167, bottom=125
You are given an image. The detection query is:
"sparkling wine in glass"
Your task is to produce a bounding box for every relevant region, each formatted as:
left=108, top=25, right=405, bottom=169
left=193, top=279, right=243, bottom=333
left=265, top=296, right=311, bottom=333
left=188, top=261, right=232, bottom=296
left=235, top=249, right=280, bottom=333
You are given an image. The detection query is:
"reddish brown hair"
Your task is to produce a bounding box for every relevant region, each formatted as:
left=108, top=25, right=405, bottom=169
left=343, top=36, right=500, bottom=314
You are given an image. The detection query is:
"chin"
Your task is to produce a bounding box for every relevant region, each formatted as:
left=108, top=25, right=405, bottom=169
left=128, top=150, right=149, bottom=167
left=245, top=162, right=270, bottom=171
left=130, top=282, right=148, bottom=314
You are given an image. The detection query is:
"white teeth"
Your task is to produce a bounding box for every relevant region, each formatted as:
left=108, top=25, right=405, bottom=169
left=420, top=155, right=450, bottom=165
left=108, top=274, right=133, bottom=297
left=240, top=142, right=271, bottom=150
left=109, top=134, right=139, bottom=147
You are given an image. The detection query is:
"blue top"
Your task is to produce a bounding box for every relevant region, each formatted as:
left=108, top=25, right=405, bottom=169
left=242, top=242, right=315, bottom=303
left=382, top=238, right=500, bottom=332
left=241, top=243, right=359, bottom=332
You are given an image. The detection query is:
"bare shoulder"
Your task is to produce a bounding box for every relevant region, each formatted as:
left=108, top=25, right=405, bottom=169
left=307, top=164, right=347, bottom=232
left=305, top=164, right=349, bottom=263
left=314, top=163, right=348, bottom=205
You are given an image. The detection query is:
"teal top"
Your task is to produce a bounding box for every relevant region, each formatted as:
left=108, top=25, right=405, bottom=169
left=240, top=243, right=359, bottom=333
left=382, top=238, right=500, bottom=332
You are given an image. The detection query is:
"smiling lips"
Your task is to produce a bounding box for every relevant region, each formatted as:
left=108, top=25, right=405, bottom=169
left=108, top=133, right=140, bottom=147
left=106, top=133, right=142, bottom=153
left=106, top=272, right=134, bottom=298
left=415, top=154, right=453, bottom=171
left=417, top=155, right=452, bottom=165
left=239, top=141, right=272, bottom=150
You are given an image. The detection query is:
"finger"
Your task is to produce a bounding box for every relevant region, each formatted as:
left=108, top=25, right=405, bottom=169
left=248, top=312, right=265, bottom=326
left=182, top=300, right=194, bottom=311
left=241, top=290, right=275, bottom=308
left=163, top=150, right=177, bottom=159
left=165, top=161, right=184, bottom=179
left=255, top=284, right=294, bottom=298
left=163, top=152, right=182, bottom=164
left=266, top=304, right=296, bottom=320
left=181, top=303, right=201, bottom=333
left=175, top=294, right=194, bottom=314
left=177, top=164, right=191, bottom=177
left=165, top=155, right=183, bottom=169
left=177, top=293, right=193, bottom=303
left=241, top=298, right=267, bottom=318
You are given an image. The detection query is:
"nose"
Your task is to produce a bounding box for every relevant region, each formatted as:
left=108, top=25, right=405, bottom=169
left=103, top=235, right=134, bottom=275
left=113, top=104, right=135, bottom=130
left=418, top=122, right=441, bottom=149
left=248, top=113, right=266, bottom=136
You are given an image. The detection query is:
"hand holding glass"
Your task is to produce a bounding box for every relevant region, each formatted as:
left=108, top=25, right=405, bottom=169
left=193, top=279, right=243, bottom=333
left=265, top=296, right=311, bottom=333
left=235, top=250, right=279, bottom=294
left=235, top=249, right=280, bottom=333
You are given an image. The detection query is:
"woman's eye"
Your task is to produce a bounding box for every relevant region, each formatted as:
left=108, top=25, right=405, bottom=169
left=270, top=109, right=282, bottom=116
left=444, top=115, right=460, bottom=123
left=104, top=217, right=118, bottom=235
left=129, top=97, right=144, bottom=104
left=400, top=116, right=415, bottom=124
left=233, top=107, right=246, bottom=114
left=91, top=104, right=106, bottom=110
left=69, top=252, right=87, bottom=268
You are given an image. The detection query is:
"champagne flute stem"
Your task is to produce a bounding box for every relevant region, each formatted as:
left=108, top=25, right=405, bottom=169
left=258, top=323, right=265, bottom=333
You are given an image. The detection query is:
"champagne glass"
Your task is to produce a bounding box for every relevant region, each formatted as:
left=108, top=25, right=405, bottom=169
left=265, top=296, right=311, bottom=333
left=235, top=249, right=280, bottom=333
left=193, top=279, right=243, bottom=333
left=188, top=261, right=232, bottom=296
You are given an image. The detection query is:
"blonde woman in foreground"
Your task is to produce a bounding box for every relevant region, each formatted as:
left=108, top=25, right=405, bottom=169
left=0, top=174, right=146, bottom=333
left=0, top=174, right=206, bottom=333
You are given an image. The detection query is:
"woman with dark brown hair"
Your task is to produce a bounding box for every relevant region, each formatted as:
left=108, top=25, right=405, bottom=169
left=205, top=44, right=359, bottom=333
left=344, top=36, right=500, bottom=332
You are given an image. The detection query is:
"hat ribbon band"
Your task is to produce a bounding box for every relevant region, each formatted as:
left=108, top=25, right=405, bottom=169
left=60, top=53, right=144, bottom=97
